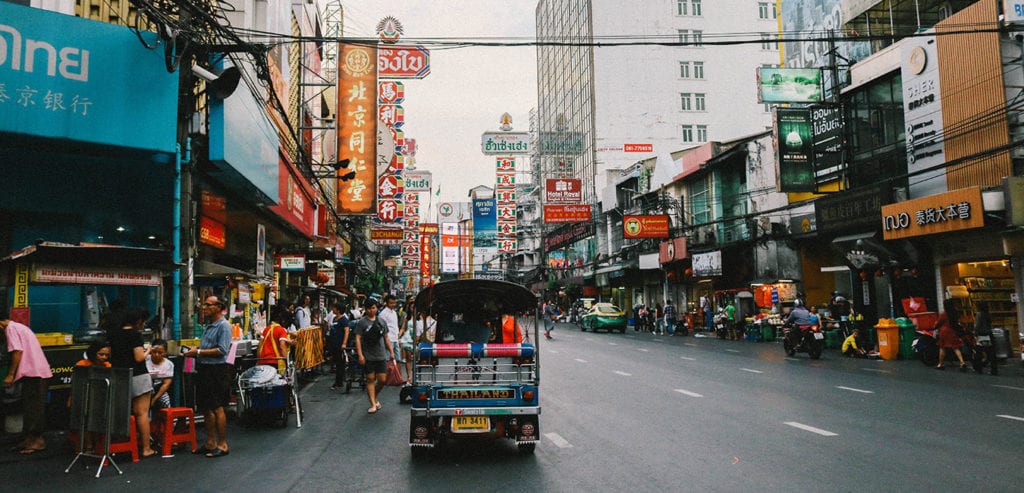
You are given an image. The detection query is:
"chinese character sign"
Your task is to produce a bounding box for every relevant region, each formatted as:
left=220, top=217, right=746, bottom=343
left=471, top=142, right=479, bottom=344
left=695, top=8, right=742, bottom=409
left=337, top=43, right=377, bottom=214
left=495, top=157, right=517, bottom=253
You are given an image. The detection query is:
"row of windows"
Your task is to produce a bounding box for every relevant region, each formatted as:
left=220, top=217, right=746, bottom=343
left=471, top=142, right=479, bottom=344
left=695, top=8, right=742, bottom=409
left=677, top=0, right=702, bottom=16
left=679, top=61, right=705, bottom=79
left=682, top=124, right=708, bottom=144
left=678, top=30, right=778, bottom=50
left=676, top=1, right=776, bottom=20
left=680, top=93, right=706, bottom=111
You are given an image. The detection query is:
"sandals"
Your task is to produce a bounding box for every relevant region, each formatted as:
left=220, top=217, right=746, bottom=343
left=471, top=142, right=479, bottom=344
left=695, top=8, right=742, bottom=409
left=367, top=401, right=383, bottom=414
left=205, top=448, right=229, bottom=458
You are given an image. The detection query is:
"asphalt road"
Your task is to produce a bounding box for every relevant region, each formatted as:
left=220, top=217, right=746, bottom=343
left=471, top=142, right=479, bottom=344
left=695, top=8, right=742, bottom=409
left=3, top=322, right=1023, bottom=492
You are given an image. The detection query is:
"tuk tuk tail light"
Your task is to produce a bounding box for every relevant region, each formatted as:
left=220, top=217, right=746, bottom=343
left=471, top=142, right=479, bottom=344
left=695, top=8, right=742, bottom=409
left=522, top=390, right=535, bottom=402
left=417, top=392, right=428, bottom=402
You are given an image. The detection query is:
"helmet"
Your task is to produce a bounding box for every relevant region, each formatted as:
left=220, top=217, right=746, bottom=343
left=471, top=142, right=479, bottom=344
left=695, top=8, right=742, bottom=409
left=832, top=290, right=841, bottom=296
left=794, top=299, right=805, bottom=307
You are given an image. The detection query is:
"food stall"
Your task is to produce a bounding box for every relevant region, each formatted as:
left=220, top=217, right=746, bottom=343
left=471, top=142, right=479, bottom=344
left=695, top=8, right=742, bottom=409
left=0, top=242, right=174, bottom=428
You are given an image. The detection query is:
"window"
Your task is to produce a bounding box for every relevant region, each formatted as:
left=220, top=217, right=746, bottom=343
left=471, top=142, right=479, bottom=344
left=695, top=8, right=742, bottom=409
left=692, top=30, right=703, bottom=46
left=693, top=61, right=704, bottom=79
left=690, top=177, right=711, bottom=224
left=694, top=93, right=706, bottom=111
left=691, top=0, right=702, bottom=16
left=680, top=61, right=690, bottom=78
left=680, top=93, right=692, bottom=111
left=677, top=0, right=687, bottom=15
left=697, top=125, right=708, bottom=142
left=760, top=33, right=778, bottom=51
left=678, top=30, right=689, bottom=44
left=682, top=125, right=694, bottom=143
left=758, top=2, right=776, bottom=19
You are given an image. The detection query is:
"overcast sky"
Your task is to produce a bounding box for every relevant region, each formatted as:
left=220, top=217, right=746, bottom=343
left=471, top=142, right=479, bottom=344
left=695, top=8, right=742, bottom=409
left=340, top=1, right=538, bottom=211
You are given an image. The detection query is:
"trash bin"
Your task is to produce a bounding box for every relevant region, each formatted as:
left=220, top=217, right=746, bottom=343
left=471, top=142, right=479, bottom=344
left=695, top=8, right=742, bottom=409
left=874, top=321, right=899, bottom=360
left=992, top=328, right=1010, bottom=360
left=761, top=323, right=775, bottom=342
left=896, top=318, right=916, bottom=360
left=825, top=329, right=841, bottom=349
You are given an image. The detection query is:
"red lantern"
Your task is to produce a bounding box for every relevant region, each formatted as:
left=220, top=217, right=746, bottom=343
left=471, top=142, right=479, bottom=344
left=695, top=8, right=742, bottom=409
left=910, top=267, right=920, bottom=277
left=892, top=269, right=902, bottom=278
left=859, top=270, right=870, bottom=280
left=684, top=267, right=693, bottom=277
left=875, top=269, right=884, bottom=278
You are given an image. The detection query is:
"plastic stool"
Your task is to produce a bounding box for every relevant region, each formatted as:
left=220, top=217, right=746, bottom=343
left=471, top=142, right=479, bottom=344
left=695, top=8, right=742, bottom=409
left=97, top=415, right=139, bottom=463
left=156, top=407, right=197, bottom=456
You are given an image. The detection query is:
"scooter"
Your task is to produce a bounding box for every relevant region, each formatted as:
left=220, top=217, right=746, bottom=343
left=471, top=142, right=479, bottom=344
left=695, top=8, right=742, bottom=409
left=782, top=322, right=824, bottom=359
left=714, top=312, right=730, bottom=339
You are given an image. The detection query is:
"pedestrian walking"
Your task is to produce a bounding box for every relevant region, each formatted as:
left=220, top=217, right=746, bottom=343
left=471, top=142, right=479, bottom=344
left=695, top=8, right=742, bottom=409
left=326, top=303, right=349, bottom=390
left=379, top=295, right=404, bottom=382
left=543, top=300, right=559, bottom=340
left=935, top=298, right=967, bottom=371
left=185, top=295, right=233, bottom=458
left=1, top=309, right=52, bottom=455
left=355, top=299, right=394, bottom=414
left=701, top=295, right=713, bottom=332
left=664, top=300, right=677, bottom=335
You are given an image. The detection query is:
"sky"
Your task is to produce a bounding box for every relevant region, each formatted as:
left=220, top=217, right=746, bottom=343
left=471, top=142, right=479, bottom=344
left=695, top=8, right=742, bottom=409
left=339, top=1, right=538, bottom=212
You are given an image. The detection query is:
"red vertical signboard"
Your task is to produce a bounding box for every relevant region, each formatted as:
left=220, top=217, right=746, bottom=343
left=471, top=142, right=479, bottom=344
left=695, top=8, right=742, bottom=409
left=337, top=43, right=377, bottom=214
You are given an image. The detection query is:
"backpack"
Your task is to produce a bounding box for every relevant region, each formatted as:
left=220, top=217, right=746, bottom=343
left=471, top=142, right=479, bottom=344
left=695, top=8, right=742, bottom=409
left=363, top=319, right=386, bottom=343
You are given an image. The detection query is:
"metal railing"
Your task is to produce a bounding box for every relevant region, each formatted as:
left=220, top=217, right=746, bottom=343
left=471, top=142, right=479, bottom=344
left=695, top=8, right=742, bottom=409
left=414, top=360, right=537, bottom=386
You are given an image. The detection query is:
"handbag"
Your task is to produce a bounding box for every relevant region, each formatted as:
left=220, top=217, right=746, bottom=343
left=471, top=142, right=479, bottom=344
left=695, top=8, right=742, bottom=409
left=385, top=360, right=405, bottom=386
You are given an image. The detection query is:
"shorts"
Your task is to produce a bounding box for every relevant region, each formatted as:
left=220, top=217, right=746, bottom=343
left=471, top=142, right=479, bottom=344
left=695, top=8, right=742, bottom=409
left=401, top=342, right=415, bottom=353
left=392, top=342, right=405, bottom=363
left=196, top=363, right=233, bottom=412
left=131, top=373, right=154, bottom=398
left=363, top=359, right=387, bottom=375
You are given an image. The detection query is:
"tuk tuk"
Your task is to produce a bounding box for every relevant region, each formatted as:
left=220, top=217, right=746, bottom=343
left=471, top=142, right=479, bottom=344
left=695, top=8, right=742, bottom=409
left=408, top=279, right=541, bottom=455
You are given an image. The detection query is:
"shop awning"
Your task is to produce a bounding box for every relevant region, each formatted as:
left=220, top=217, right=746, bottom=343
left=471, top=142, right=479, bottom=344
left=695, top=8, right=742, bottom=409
left=1, top=242, right=176, bottom=271
left=195, top=260, right=254, bottom=277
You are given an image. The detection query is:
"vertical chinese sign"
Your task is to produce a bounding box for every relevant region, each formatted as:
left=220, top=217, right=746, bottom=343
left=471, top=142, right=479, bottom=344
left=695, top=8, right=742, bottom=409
left=495, top=157, right=518, bottom=254
left=337, top=44, right=377, bottom=214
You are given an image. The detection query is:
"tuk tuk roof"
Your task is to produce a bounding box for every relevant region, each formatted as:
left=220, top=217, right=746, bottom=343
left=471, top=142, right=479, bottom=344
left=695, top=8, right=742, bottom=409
left=414, top=279, right=537, bottom=317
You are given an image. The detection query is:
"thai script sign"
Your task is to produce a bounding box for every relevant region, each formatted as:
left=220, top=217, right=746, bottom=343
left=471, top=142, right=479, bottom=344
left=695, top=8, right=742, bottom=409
left=539, top=131, right=585, bottom=154
left=378, top=45, right=430, bottom=78
left=482, top=132, right=530, bottom=154
left=405, top=170, right=432, bottom=191
left=275, top=254, right=306, bottom=271
left=623, top=215, right=670, bottom=239
left=34, top=265, right=160, bottom=286
left=544, top=204, right=591, bottom=224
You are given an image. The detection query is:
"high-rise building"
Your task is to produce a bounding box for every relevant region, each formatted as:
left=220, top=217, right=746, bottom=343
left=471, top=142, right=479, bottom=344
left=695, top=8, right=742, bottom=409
left=537, top=0, right=783, bottom=189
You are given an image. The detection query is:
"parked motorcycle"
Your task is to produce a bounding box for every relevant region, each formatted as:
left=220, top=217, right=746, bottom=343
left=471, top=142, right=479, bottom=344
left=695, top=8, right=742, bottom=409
left=714, top=311, right=730, bottom=339
left=782, top=322, right=824, bottom=359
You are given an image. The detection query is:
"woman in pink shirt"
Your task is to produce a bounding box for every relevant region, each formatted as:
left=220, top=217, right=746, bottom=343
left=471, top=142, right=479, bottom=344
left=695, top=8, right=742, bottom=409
left=1, top=310, right=53, bottom=454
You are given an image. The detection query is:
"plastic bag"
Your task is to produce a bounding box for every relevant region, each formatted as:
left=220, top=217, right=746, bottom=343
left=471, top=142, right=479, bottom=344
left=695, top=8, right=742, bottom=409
left=385, top=360, right=405, bottom=386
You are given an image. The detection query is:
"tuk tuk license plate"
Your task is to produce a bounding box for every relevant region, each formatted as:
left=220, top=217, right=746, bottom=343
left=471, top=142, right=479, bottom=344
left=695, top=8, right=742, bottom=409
left=813, top=332, right=824, bottom=340
left=452, top=416, right=490, bottom=433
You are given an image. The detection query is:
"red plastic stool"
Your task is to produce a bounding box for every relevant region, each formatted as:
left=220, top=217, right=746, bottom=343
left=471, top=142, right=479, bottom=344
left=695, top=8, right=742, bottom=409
left=156, top=407, right=197, bottom=456
left=96, top=415, right=139, bottom=463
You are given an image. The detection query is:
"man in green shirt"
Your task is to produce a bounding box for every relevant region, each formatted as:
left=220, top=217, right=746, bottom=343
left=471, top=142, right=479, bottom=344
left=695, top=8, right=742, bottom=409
left=724, top=301, right=737, bottom=340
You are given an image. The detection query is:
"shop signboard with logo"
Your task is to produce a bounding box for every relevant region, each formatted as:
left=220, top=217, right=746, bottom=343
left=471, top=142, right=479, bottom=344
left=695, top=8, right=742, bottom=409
left=622, top=215, right=670, bottom=239
left=378, top=45, right=430, bottom=78
left=337, top=43, right=378, bottom=214
left=276, top=254, right=306, bottom=272
left=546, top=179, right=582, bottom=203
left=482, top=132, right=531, bottom=154
left=881, top=187, right=984, bottom=240
left=773, top=108, right=815, bottom=192
left=902, top=34, right=946, bottom=198
left=544, top=205, right=592, bottom=224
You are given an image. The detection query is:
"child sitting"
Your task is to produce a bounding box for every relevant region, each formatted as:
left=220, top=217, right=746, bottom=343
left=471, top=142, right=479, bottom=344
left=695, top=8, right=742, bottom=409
left=842, top=328, right=868, bottom=358
left=146, top=339, right=174, bottom=411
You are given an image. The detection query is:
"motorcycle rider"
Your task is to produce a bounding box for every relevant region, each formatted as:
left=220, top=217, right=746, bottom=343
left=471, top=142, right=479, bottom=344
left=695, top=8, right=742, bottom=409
left=786, top=300, right=813, bottom=327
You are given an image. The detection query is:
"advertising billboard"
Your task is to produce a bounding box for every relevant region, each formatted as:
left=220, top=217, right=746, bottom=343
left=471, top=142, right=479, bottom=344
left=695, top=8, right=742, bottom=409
left=774, top=108, right=816, bottom=192
left=472, top=198, right=497, bottom=255
left=757, top=67, right=823, bottom=103
left=337, top=43, right=378, bottom=214
left=623, top=215, right=670, bottom=239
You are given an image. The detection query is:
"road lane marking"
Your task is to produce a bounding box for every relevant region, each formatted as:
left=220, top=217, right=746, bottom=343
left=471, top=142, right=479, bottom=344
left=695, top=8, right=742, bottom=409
left=993, top=385, right=1024, bottom=391
left=680, top=356, right=696, bottom=361
left=545, top=432, right=573, bottom=448
left=836, top=386, right=874, bottom=394
left=997, top=415, right=1024, bottom=422
left=684, top=343, right=697, bottom=347
left=608, top=342, right=619, bottom=346
left=726, top=349, right=741, bottom=353
left=861, top=368, right=891, bottom=374
left=784, top=422, right=838, bottom=436
left=784, top=358, right=800, bottom=361
left=637, top=348, right=649, bottom=352
left=613, top=370, right=632, bottom=377
left=574, top=358, right=588, bottom=363
left=740, top=368, right=763, bottom=374
left=674, top=389, right=703, bottom=397
left=548, top=350, right=559, bottom=354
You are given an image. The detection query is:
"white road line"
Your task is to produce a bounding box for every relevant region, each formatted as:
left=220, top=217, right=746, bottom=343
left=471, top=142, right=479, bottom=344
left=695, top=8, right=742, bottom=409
left=545, top=432, right=573, bottom=448
left=836, top=386, right=874, bottom=394
left=684, top=343, right=697, bottom=347
left=548, top=350, right=559, bottom=354
left=784, top=357, right=800, bottom=361
left=608, top=342, right=619, bottom=346
left=997, top=415, right=1024, bottom=422
left=740, top=368, right=763, bottom=374
left=784, top=422, right=838, bottom=436
left=637, top=348, right=650, bottom=352
left=613, top=370, right=632, bottom=377
left=680, top=356, right=696, bottom=361
left=726, top=349, right=741, bottom=353
left=993, top=384, right=1024, bottom=391
left=674, top=389, right=704, bottom=398
left=861, top=368, right=891, bottom=373
left=574, top=358, right=588, bottom=363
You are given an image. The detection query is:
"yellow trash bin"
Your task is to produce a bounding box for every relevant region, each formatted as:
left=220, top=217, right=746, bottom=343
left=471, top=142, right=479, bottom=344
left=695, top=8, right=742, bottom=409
left=874, top=320, right=899, bottom=361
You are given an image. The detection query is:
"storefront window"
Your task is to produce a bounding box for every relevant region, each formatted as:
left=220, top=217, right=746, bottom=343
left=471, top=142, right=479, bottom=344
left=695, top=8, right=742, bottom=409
left=844, top=74, right=907, bottom=189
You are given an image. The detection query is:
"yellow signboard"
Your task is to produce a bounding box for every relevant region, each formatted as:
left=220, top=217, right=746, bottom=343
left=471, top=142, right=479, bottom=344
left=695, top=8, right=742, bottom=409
left=881, top=187, right=984, bottom=240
